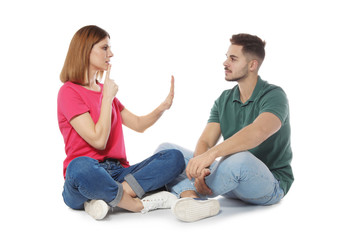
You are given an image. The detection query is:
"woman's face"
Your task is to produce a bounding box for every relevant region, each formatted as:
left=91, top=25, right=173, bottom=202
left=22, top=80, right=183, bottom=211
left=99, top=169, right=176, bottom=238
left=89, top=36, right=113, bottom=72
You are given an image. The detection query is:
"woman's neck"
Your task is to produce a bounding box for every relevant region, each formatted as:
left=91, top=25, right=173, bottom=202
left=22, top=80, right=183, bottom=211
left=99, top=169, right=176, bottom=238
left=83, top=71, right=100, bottom=91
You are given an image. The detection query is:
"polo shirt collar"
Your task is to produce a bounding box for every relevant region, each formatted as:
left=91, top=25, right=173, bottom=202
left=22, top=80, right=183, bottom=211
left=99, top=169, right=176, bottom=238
left=233, top=76, right=264, bottom=104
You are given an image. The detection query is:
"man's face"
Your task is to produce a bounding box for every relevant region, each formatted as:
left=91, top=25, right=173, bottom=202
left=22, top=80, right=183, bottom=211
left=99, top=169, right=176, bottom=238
left=223, top=44, right=249, bottom=82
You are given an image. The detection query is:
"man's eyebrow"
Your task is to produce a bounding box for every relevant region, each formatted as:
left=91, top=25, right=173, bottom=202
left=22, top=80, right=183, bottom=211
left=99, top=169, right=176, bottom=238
left=226, top=54, right=238, bottom=59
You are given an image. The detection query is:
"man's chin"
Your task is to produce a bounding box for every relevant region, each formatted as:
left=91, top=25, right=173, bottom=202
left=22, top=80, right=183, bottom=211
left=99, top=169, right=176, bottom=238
left=225, top=78, right=237, bottom=82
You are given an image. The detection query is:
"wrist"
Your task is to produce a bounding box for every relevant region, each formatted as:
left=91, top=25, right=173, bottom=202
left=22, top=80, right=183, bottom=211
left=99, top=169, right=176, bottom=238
left=207, top=147, right=219, bottom=160
left=159, top=101, right=168, bottom=112
left=156, top=104, right=167, bottom=116
left=102, top=95, right=114, bottom=104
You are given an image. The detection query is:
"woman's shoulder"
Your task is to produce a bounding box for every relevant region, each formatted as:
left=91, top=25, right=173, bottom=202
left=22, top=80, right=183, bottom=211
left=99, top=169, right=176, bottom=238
left=58, top=81, right=82, bottom=99
left=60, top=81, right=79, bottom=90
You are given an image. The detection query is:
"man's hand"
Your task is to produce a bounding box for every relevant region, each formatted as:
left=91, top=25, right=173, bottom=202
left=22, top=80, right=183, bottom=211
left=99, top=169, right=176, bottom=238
left=194, top=168, right=213, bottom=195
left=186, top=151, right=216, bottom=179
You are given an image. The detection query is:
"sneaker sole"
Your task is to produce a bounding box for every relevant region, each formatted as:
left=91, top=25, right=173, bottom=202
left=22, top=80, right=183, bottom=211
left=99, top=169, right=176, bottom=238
left=172, top=198, right=220, bottom=222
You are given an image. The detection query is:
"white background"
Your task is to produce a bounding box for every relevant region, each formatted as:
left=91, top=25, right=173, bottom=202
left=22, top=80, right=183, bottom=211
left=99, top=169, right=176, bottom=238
left=1, top=0, right=350, bottom=239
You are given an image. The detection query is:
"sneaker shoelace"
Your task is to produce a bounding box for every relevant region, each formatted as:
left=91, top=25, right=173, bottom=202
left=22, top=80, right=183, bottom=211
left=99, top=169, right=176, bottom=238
left=141, top=197, right=166, bottom=213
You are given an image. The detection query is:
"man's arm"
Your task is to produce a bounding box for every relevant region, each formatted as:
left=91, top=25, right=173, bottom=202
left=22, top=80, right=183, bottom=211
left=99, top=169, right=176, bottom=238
left=186, top=112, right=282, bottom=179
left=191, top=122, right=221, bottom=195
left=193, top=122, right=222, bottom=157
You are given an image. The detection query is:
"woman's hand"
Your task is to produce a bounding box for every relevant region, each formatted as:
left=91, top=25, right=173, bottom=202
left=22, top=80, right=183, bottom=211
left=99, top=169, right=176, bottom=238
left=103, top=64, right=118, bottom=101
left=69, top=64, right=117, bottom=150
left=160, top=76, right=174, bottom=111
left=121, top=75, right=175, bottom=133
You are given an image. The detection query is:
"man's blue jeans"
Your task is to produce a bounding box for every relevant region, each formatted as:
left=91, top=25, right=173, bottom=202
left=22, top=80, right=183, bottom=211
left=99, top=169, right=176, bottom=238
left=155, top=143, right=284, bottom=206
left=62, top=149, right=184, bottom=210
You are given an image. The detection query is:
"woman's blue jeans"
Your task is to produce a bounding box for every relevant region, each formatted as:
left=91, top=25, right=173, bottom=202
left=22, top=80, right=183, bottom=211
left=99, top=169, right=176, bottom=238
left=62, top=149, right=184, bottom=210
left=155, top=143, right=284, bottom=206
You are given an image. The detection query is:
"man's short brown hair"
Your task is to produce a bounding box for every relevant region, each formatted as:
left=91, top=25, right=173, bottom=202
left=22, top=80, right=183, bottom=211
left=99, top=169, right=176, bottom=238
left=230, top=34, right=266, bottom=65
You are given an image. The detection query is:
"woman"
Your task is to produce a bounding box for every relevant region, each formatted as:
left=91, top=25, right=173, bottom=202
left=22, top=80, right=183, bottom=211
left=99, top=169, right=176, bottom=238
left=58, top=25, right=184, bottom=220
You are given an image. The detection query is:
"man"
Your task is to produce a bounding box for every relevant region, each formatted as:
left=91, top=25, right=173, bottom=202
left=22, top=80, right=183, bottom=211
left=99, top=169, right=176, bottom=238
left=156, top=33, right=293, bottom=222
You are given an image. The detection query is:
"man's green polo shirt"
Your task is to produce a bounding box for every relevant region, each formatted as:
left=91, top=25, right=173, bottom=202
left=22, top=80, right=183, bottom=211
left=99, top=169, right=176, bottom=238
left=208, top=76, right=294, bottom=194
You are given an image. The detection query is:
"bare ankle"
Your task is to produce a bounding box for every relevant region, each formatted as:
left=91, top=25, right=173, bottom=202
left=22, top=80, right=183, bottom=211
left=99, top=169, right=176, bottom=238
left=122, top=181, right=137, bottom=198
left=117, top=194, right=143, bottom=212
left=180, top=190, right=199, bottom=198
left=132, top=198, right=144, bottom=212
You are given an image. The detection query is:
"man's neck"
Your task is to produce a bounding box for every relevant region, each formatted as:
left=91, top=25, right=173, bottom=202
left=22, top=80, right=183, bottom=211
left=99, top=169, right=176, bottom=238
left=237, top=74, right=258, bottom=103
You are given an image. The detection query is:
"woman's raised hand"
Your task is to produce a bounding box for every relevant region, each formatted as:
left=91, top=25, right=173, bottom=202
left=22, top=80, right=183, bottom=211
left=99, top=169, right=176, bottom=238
left=161, top=75, right=175, bottom=111
left=103, top=64, right=119, bottom=101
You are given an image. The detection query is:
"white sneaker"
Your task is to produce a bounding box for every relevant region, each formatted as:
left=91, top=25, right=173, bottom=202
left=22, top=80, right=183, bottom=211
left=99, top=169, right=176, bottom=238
left=141, top=191, right=177, bottom=213
left=84, top=200, right=110, bottom=220
left=171, top=198, right=220, bottom=222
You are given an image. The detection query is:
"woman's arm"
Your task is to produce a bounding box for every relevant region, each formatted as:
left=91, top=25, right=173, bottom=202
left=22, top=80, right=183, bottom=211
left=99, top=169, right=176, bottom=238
left=121, top=76, right=174, bottom=133
left=70, top=65, right=118, bottom=150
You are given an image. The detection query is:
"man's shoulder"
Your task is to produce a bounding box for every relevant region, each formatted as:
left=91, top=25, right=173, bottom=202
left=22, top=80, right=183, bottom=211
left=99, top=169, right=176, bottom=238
left=218, top=86, right=237, bottom=99
left=257, top=80, right=290, bottom=116
left=260, top=80, right=287, bottom=98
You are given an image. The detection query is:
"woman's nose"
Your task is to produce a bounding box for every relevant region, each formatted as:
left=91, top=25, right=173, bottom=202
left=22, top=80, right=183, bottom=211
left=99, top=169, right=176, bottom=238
left=107, top=49, right=113, bottom=58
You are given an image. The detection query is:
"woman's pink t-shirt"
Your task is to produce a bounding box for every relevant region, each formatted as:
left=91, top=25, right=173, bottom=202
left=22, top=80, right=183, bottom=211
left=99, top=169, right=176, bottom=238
left=57, top=81, right=130, bottom=178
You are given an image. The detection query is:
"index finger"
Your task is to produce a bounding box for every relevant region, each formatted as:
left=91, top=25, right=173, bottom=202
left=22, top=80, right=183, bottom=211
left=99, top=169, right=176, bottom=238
left=171, top=75, right=174, bottom=83
left=105, top=64, right=111, bottom=79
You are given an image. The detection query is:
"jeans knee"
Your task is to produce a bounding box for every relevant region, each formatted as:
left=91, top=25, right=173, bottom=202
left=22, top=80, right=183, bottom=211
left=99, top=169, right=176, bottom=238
left=232, top=151, right=254, bottom=161
left=213, top=151, right=259, bottom=179
left=174, top=150, right=185, bottom=172
left=156, top=142, right=174, bottom=152
left=62, top=192, right=83, bottom=210
left=163, top=149, right=185, bottom=174
left=224, top=151, right=257, bottom=167
left=66, top=157, right=97, bottom=180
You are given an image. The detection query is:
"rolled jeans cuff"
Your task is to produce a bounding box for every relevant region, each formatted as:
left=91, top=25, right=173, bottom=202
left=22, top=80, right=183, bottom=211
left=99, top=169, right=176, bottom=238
left=125, top=174, right=145, bottom=198
left=108, top=181, right=123, bottom=207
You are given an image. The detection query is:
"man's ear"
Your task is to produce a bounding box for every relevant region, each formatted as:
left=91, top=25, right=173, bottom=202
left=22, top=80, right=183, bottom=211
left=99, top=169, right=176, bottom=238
left=249, top=59, right=259, bottom=72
